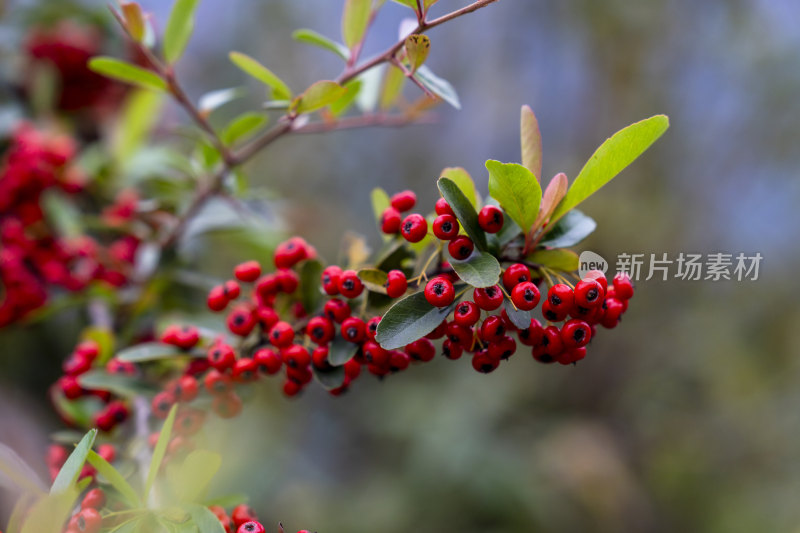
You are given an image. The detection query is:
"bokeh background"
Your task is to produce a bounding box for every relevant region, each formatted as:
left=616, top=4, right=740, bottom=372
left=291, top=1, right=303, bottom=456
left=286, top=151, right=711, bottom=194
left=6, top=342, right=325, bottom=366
left=2, top=1, right=800, bottom=532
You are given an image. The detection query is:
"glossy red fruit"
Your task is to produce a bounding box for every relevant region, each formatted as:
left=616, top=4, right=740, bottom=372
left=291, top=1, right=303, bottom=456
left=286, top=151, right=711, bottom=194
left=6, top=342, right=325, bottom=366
left=583, top=269, right=608, bottom=292
left=424, top=276, right=455, bottom=307
left=174, top=375, right=199, bottom=403
left=405, top=338, right=436, bottom=362
left=453, top=300, right=480, bottom=327
left=478, top=205, right=504, bottom=233
left=255, top=306, right=279, bottom=330
left=224, top=280, right=241, bottom=300
left=473, top=285, right=503, bottom=311
left=253, top=347, right=282, bottom=374
left=442, top=339, right=463, bottom=360
left=307, top=316, right=335, bottom=345
left=338, top=269, right=364, bottom=299
left=447, top=235, right=474, bottom=260
left=389, top=351, right=410, bottom=372
left=502, top=263, right=531, bottom=290
left=432, top=214, right=459, bottom=240
left=81, top=488, right=106, bottom=510
left=446, top=322, right=473, bottom=347
left=75, top=341, right=100, bottom=361
left=341, top=316, right=366, bottom=343
left=281, top=345, right=311, bottom=368
left=384, top=269, right=407, bottom=298
left=381, top=206, right=402, bottom=234
left=237, top=521, right=265, bottom=533
left=324, top=298, right=351, bottom=323
left=151, top=391, right=175, bottom=420
left=517, top=318, right=545, bottom=346
left=547, top=283, right=574, bottom=311
left=390, top=190, right=417, bottom=212
left=364, top=341, right=390, bottom=366
left=276, top=269, right=299, bottom=293
left=77, top=508, right=102, bottom=533
left=472, top=351, right=499, bottom=373
left=400, top=213, right=428, bottom=243
left=227, top=305, right=256, bottom=337
left=366, top=315, right=381, bottom=340
left=204, top=369, right=233, bottom=394
left=511, top=281, right=540, bottom=311
left=274, top=237, right=308, bottom=269
left=232, top=357, right=259, bottom=382
left=212, top=392, right=242, bottom=419
left=311, top=346, right=331, bottom=369
left=321, top=265, right=342, bottom=295
left=574, top=279, right=604, bottom=308
left=480, top=315, right=506, bottom=342
left=234, top=260, right=261, bottom=282
left=560, top=319, right=592, bottom=348
left=207, top=285, right=229, bottom=311
left=435, top=197, right=455, bottom=216
left=207, top=343, right=236, bottom=371
left=231, top=504, right=258, bottom=528
left=488, top=335, right=517, bottom=360
left=542, top=325, right=564, bottom=357
left=268, top=321, right=295, bottom=348
left=612, top=273, right=634, bottom=300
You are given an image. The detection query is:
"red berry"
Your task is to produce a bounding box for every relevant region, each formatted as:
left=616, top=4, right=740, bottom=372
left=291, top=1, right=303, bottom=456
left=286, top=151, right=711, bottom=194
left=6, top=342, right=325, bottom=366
left=204, top=369, right=233, bottom=394
left=472, top=351, right=499, bottom=373
left=502, top=263, right=531, bottom=290
left=81, top=488, right=106, bottom=510
left=381, top=207, right=402, bottom=234
left=541, top=299, right=568, bottom=322
left=232, top=357, right=259, bottom=382
left=341, top=316, right=366, bottom=343
left=447, top=235, right=474, bottom=260
left=478, top=205, right=504, bottom=233
left=338, top=269, right=364, bottom=298
left=558, top=346, right=587, bottom=365
left=389, top=351, right=410, bottom=372
left=364, top=341, right=390, bottom=366
left=400, top=213, right=428, bottom=243
left=312, top=346, right=331, bottom=369
left=77, top=508, right=102, bottom=533
left=75, top=341, right=100, bottom=361
left=207, top=285, right=228, bottom=312
left=601, top=298, right=625, bottom=329
left=276, top=269, right=299, bottom=293
left=405, top=338, right=435, bottom=362
left=510, top=281, right=540, bottom=311
left=384, top=269, right=407, bottom=298
left=561, top=319, right=592, bottom=348
left=207, top=343, right=236, bottom=371
left=174, top=375, right=199, bottom=403
left=442, top=339, right=463, bottom=360
left=583, top=269, right=608, bottom=293
left=231, top=504, right=258, bottom=528
left=446, top=322, right=472, bottom=346
left=473, top=285, right=503, bottom=311
left=542, top=325, right=564, bottom=357
left=480, top=315, right=506, bottom=342
left=435, top=197, right=455, bottom=216
left=547, top=284, right=574, bottom=313
left=518, top=318, right=545, bottom=346
left=237, top=521, right=265, bottom=533
left=255, top=306, right=279, bottom=330
left=612, top=273, right=634, bottom=300
left=224, top=280, right=241, bottom=300
left=274, top=237, right=308, bottom=269
left=281, top=344, right=311, bottom=368
left=212, top=392, right=242, bottom=419
left=366, top=315, right=381, bottom=340
left=324, top=298, right=351, bottom=323
left=62, top=353, right=91, bottom=376
left=269, top=321, right=295, bottom=348
left=453, top=300, right=480, bottom=326
left=344, top=358, right=361, bottom=379
left=390, top=190, right=417, bottom=212
left=424, top=276, right=455, bottom=307
left=234, top=261, right=262, bottom=282
left=432, top=214, right=459, bottom=240
left=488, top=335, right=517, bottom=360
left=574, top=279, right=604, bottom=308
left=307, top=316, right=335, bottom=345
left=253, top=347, right=282, bottom=374
left=321, top=265, right=342, bottom=295
left=282, top=379, right=303, bottom=397
left=174, top=325, right=200, bottom=350
left=151, top=391, right=175, bottom=420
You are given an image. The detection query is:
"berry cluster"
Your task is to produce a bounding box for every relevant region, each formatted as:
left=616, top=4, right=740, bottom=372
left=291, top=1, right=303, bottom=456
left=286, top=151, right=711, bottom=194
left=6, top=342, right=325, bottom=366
left=0, top=124, right=140, bottom=326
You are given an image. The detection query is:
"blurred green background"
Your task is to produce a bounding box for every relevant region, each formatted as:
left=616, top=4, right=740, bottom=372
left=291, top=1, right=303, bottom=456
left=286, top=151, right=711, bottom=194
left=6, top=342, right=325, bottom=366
left=2, top=1, right=800, bottom=532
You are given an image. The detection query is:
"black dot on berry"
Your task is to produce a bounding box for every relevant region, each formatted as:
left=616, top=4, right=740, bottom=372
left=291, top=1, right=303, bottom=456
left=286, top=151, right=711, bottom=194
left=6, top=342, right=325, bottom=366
left=480, top=364, right=494, bottom=373
left=346, top=327, right=356, bottom=339
left=233, top=315, right=245, bottom=326
left=587, top=289, right=598, bottom=301
left=524, top=289, right=534, bottom=301
left=442, top=221, right=452, bottom=232
left=551, top=295, right=561, bottom=305
left=573, top=329, right=585, bottom=342
left=433, top=282, right=444, bottom=295
left=544, top=310, right=557, bottom=320
left=312, top=327, right=324, bottom=338
left=541, top=354, right=554, bottom=363
left=486, top=287, right=497, bottom=297
left=323, top=274, right=331, bottom=284
left=343, top=279, right=354, bottom=290
left=403, top=221, right=413, bottom=232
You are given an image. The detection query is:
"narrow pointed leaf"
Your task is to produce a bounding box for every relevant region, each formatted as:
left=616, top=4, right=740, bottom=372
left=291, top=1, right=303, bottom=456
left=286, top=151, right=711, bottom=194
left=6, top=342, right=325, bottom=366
left=88, top=57, right=166, bottom=91
left=330, top=79, right=362, bottom=116
left=78, top=371, right=158, bottom=398
left=86, top=451, right=141, bottom=507
left=380, top=65, right=406, bottom=110
left=450, top=249, right=501, bottom=288
left=550, top=114, right=669, bottom=223
left=292, top=29, right=348, bottom=60
left=486, top=160, right=541, bottom=235
left=121, top=2, right=146, bottom=43
left=163, top=0, right=199, bottom=63
left=199, top=87, right=245, bottom=115
left=520, top=105, right=542, bottom=181
left=229, top=52, right=292, bottom=100
left=51, top=430, right=97, bottom=494
left=533, top=172, right=568, bottom=230
left=145, top=404, right=178, bottom=499
left=0, top=443, right=46, bottom=493
left=528, top=248, right=579, bottom=272
left=222, top=112, right=268, bottom=146
left=375, top=291, right=457, bottom=350
left=440, top=167, right=479, bottom=209
left=438, top=177, right=487, bottom=250
left=342, top=0, right=371, bottom=49
left=117, top=342, right=183, bottom=363
left=404, top=34, right=430, bottom=73
left=293, top=80, right=347, bottom=114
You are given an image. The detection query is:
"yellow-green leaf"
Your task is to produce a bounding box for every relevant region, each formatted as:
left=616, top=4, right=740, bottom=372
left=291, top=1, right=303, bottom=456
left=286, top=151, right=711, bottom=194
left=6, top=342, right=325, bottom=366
left=167, top=449, right=221, bottom=503
left=440, top=167, right=479, bottom=210
left=404, top=34, right=430, bottom=73
left=229, top=52, right=292, bottom=101
left=86, top=451, right=141, bottom=507
left=145, top=404, right=177, bottom=499
left=528, top=248, right=579, bottom=273
left=486, top=160, right=542, bottom=234
left=342, top=0, right=371, bottom=50
left=292, top=29, right=348, bottom=60
left=120, top=2, right=146, bottom=43
left=379, top=65, right=405, bottom=110
left=163, top=0, right=200, bottom=63
left=51, top=430, right=97, bottom=494
left=520, top=105, right=542, bottom=181
left=293, top=80, right=347, bottom=114
left=88, top=57, right=166, bottom=91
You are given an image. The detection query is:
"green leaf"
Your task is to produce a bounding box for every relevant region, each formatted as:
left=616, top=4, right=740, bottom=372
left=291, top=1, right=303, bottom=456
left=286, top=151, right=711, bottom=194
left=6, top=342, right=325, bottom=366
left=520, top=105, right=542, bottom=181
left=81, top=327, right=115, bottom=364
left=145, top=405, right=178, bottom=499
left=502, top=297, right=534, bottom=329
left=528, top=248, right=579, bottom=273
left=370, top=187, right=390, bottom=237
left=198, top=87, right=245, bottom=115
left=404, top=34, right=430, bottom=73
left=77, top=371, right=157, bottom=399
left=412, top=65, right=460, bottom=109
left=539, top=209, right=596, bottom=248
left=342, top=0, right=371, bottom=50
left=449, top=249, right=501, bottom=288
left=292, top=29, right=348, bottom=60
left=293, top=80, right=347, bottom=114
left=41, top=190, right=83, bottom=239
left=163, top=0, right=199, bottom=63
left=221, top=112, right=268, bottom=146
left=229, top=52, right=292, bottom=100
left=21, top=487, right=83, bottom=533
left=312, top=364, right=346, bottom=390
left=438, top=177, right=487, bottom=250
left=354, top=66, right=385, bottom=113
left=0, top=442, right=46, bottom=494
left=51, top=430, right=97, bottom=494
left=440, top=167, right=479, bottom=210
left=167, top=450, right=221, bottom=503
left=550, top=114, right=669, bottom=223
left=121, top=2, right=146, bottom=43
left=375, top=291, right=457, bottom=350
left=88, top=57, right=166, bottom=91
left=358, top=268, right=388, bottom=294
left=379, top=64, right=406, bottom=110
left=86, top=451, right=141, bottom=507
left=117, top=342, right=183, bottom=363
left=187, top=504, right=226, bottom=533
left=328, top=335, right=359, bottom=366
left=391, top=0, right=417, bottom=7
left=330, top=79, right=361, bottom=116
left=113, top=89, right=165, bottom=164
left=7, top=492, right=37, bottom=533
left=486, top=160, right=542, bottom=235
left=299, top=259, right=324, bottom=314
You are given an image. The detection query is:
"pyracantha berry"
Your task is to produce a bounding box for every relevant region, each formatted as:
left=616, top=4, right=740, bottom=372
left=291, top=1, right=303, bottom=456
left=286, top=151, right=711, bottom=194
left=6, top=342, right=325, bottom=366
left=254, top=347, right=283, bottom=375
left=341, top=316, right=366, bottom=343
left=542, top=325, right=564, bottom=357
left=435, top=197, right=455, bottom=216
left=269, top=321, right=295, bottom=348
left=583, top=269, right=608, bottom=293
left=488, top=335, right=517, bottom=360
left=207, top=343, right=236, bottom=371
left=381, top=207, right=402, bottom=234
left=224, top=280, right=241, bottom=300
left=338, top=269, right=364, bottom=299
left=312, top=346, right=331, bottom=369
left=276, top=269, right=299, bottom=293
left=234, top=260, right=262, bottom=282
left=152, top=391, right=175, bottom=419
left=344, top=358, right=362, bottom=379
left=76, top=508, right=102, bottom=533
left=478, top=205, right=504, bottom=233
left=547, top=283, right=574, bottom=312
left=442, top=339, right=463, bottom=360
left=75, top=341, right=100, bottom=361
left=473, top=285, right=503, bottom=311
left=282, top=380, right=303, bottom=397
left=559, top=346, right=587, bottom=365
left=385, top=269, right=408, bottom=298
left=274, top=237, right=309, bottom=269
left=364, top=341, right=390, bottom=366
left=324, top=298, right=351, bottom=323
left=237, top=521, right=265, bottom=533
left=366, top=315, right=381, bottom=340
left=574, top=279, right=604, bottom=308
left=446, top=322, right=472, bottom=346
left=175, top=408, right=205, bottom=436
left=390, top=190, right=417, bottom=212
left=447, top=235, right=474, bottom=260
left=321, top=265, right=342, bottom=295
left=208, top=285, right=228, bottom=311
left=231, top=505, right=258, bottom=528
left=255, top=306, right=279, bottom=330
left=472, top=351, right=499, bottom=373
left=518, top=318, right=545, bottom=346
left=453, top=300, right=480, bottom=327
left=81, top=488, right=106, bottom=510
left=173, top=375, right=199, bottom=403
left=561, top=318, right=592, bottom=348
left=281, top=344, right=311, bottom=368
left=307, top=316, right=335, bottom=345
left=405, top=338, right=436, bottom=362
left=389, top=351, right=410, bottom=372
left=511, top=281, right=540, bottom=311
left=613, top=273, right=634, bottom=300
left=601, top=298, right=625, bottom=329
left=432, top=214, right=459, bottom=240
left=502, top=263, right=531, bottom=290
left=424, top=276, right=455, bottom=307
left=232, top=357, right=259, bottom=382
left=480, top=315, right=506, bottom=342
left=400, top=213, right=428, bottom=243
left=227, top=305, right=257, bottom=337
left=212, top=392, right=242, bottom=419
left=204, top=369, right=233, bottom=394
